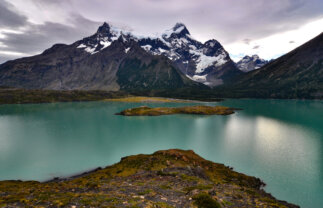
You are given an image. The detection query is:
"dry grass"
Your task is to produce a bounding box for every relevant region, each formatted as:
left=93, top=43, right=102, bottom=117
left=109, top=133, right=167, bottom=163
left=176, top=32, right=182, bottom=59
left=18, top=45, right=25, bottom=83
left=104, top=96, right=189, bottom=103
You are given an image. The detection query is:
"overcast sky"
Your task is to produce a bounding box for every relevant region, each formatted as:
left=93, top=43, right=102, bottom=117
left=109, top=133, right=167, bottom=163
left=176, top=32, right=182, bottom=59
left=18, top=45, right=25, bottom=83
left=0, top=0, right=322, bottom=63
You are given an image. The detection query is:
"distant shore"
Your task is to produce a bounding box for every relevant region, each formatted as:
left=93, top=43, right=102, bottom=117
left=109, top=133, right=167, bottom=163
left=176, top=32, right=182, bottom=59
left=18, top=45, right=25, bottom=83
left=0, top=88, right=128, bottom=104
left=0, top=88, right=223, bottom=104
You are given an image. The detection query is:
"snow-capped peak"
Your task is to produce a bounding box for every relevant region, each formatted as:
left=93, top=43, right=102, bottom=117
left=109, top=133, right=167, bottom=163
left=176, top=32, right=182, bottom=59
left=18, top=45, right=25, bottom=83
left=162, top=23, right=190, bottom=39
left=173, top=22, right=186, bottom=29
left=204, top=39, right=219, bottom=47
left=251, top=54, right=260, bottom=61
left=237, top=54, right=268, bottom=72
left=76, top=22, right=233, bottom=86
left=172, top=22, right=188, bottom=34
left=76, top=22, right=136, bottom=54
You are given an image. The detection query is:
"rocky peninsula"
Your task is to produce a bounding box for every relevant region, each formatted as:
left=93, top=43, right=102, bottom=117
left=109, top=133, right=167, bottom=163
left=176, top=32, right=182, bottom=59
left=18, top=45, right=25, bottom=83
left=0, top=149, right=298, bottom=207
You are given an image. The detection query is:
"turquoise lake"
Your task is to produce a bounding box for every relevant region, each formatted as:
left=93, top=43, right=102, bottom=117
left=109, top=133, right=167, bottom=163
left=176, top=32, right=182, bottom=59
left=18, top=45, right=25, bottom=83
left=0, top=99, right=322, bottom=207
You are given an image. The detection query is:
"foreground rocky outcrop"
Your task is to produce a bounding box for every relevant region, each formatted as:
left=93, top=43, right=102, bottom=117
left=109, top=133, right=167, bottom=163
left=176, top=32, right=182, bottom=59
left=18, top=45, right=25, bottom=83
left=116, top=106, right=237, bottom=116
left=0, top=149, right=298, bottom=207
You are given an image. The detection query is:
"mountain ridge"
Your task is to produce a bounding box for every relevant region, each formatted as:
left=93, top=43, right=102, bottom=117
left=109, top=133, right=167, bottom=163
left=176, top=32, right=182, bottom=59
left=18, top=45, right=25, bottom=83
left=216, top=32, right=323, bottom=99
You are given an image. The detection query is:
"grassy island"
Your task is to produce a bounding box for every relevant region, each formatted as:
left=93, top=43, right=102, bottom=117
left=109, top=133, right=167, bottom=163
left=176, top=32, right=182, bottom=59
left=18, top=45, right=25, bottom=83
left=116, top=105, right=238, bottom=116
left=0, top=149, right=298, bottom=207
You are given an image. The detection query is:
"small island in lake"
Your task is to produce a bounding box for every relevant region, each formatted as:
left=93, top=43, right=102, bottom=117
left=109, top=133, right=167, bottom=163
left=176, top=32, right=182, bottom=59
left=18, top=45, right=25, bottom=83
left=0, top=149, right=298, bottom=207
left=116, top=106, right=238, bottom=116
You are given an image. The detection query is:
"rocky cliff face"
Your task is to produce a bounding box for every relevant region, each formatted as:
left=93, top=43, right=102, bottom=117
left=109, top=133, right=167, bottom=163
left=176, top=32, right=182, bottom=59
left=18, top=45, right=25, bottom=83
left=0, top=22, right=240, bottom=90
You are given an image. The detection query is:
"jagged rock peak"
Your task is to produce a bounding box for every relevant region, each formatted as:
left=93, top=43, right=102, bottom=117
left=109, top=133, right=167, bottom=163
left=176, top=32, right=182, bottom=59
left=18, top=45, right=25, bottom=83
left=96, top=22, right=111, bottom=35
left=242, top=55, right=260, bottom=60
left=162, top=22, right=190, bottom=39
left=250, top=54, right=260, bottom=60
left=172, top=22, right=186, bottom=30
left=204, top=39, right=220, bottom=47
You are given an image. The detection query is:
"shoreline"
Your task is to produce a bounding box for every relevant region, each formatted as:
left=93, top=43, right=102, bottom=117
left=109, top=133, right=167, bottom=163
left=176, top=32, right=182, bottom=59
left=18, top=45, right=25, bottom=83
left=1, top=88, right=321, bottom=105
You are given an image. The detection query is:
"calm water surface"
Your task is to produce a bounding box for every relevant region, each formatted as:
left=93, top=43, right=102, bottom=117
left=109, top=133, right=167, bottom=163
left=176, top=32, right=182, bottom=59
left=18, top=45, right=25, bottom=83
left=0, top=99, right=322, bottom=208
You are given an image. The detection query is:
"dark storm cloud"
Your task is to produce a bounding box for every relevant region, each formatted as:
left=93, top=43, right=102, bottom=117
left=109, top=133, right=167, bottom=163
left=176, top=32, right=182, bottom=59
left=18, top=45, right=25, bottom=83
left=0, top=14, right=100, bottom=56
left=68, top=0, right=322, bottom=43
left=0, top=1, right=27, bottom=28
left=187, top=0, right=323, bottom=43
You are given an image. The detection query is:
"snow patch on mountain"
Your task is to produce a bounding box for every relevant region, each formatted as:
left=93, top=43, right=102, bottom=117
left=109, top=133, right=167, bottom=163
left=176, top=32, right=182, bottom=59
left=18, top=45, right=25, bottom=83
left=187, top=74, right=207, bottom=82
left=100, top=40, right=112, bottom=49
left=84, top=45, right=98, bottom=54
left=141, top=45, right=152, bottom=51
left=125, top=47, right=131, bottom=53
left=77, top=44, right=87, bottom=48
left=190, top=50, right=227, bottom=73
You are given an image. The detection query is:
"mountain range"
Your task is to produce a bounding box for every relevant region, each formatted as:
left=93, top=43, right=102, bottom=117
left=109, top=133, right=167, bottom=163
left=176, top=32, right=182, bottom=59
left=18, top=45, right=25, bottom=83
left=76, top=22, right=242, bottom=86
left=0, top=22, right=322, bottom=99
left=0, top=22, right=240, bottom=91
